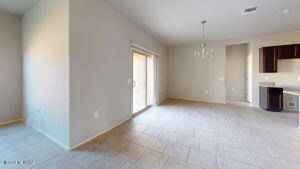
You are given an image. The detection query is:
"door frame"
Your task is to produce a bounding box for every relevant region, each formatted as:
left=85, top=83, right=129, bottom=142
left=132, top=50, right=148, bottom=115
left=130, top=46, right=158, bottom=117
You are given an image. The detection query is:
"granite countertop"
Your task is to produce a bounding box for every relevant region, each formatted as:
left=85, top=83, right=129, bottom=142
left=259, top=84, right=284, bottom=88
left=259, top=82, right=283, bottom=88
left=284, top=90, right=300, bottom=96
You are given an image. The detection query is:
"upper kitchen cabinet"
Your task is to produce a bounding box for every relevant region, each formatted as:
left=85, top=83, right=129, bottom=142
left=277, top=44, right=297, bottom=59
left=260, top=47, right=278, bottom=73
left=259, top=43, right=300, bottom=73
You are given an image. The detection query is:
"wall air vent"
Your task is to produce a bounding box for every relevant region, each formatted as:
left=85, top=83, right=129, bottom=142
left=242, top=6, right=258, bottom=15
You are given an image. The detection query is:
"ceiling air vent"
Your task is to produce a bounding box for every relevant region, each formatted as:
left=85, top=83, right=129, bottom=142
left=242, top=6, right=258, bottom=15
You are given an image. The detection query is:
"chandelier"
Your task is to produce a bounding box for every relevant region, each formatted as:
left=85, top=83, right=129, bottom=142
left=194, top=20, right=214, bottom=61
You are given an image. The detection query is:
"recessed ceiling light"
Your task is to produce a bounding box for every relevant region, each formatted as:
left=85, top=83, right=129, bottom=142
left=242, top=6, right=258, bottom=15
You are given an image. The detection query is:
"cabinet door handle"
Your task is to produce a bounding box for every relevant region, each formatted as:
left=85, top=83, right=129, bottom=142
left=274, top=49, right=276, bottom=71
left=279, top=94, right=282, bottom=109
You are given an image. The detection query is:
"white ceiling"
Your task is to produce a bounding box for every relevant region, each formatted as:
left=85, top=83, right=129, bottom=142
left=0, top=0, right=39, bottom=16
left=105, top=0, right=300, bottom=46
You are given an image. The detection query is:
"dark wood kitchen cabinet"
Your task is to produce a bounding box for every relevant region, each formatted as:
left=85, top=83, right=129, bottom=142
left=278, top=45, right=297, bottom=59
left=259, top=86, right=283, bottom=112
left=259, top=47, right=278, bottom=73
left=296, top=44, right=300, bottom=57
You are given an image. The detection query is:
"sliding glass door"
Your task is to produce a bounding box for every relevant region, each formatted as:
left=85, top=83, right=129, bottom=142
left=133, top=52, right=147, bottom=113
left=132, top=52, right=156, bottom=114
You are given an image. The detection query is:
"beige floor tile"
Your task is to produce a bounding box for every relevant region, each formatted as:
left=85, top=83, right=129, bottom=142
left=158, top=129, right=180, bottom=142
left=142, top=126, right=163, bottom=137
left=130, top=132, right=151, bottom=146
left=289, top=161, right=300, bottom=169
left=267, top=145, right=300, bottom=163
left=32, top=153, right=83, bottom=169
left=96, top=137, right=130, bottom=155
left=176, top=127, right=195, bottom=136
left=118, top=143, right=145, bottom=162
left=223, top=146, right=258, bottom=167
left=88, top=154, right=126, bottom=169
left=188, top=148, right=218, bottom=169
left=199, top=138, right=224, bottom=155
left=164, top=142, right=190, bottom=161
left=144, top=136, right=169, bottom=152
left=254, top=153, right=293, bottom=169
left=194, top=131, right=217, bottom=141
left=22, top=144, right=64, bottom=168
left=237, top=139, right=271, bottom=155
left=124, top=122, right=149, bottom=133
left=177, top=135, right=200, bottom=149
left=217, top=156, right=252, bottom=169
left=216, top=135, right=239, bottom=148
left=71, top=146, right=106, bottom=168
left=136, top=149, right=168, bottom=169
left=164, top=158, right=196, bottom=169
left=121, top=162, right=145, bottom=169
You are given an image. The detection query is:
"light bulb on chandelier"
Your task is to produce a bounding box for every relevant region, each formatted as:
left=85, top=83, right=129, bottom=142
left=194, top=20, right=214, bottom=61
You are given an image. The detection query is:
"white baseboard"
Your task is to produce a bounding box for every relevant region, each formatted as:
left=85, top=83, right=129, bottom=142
left=226, top=100, right=250, bottom=106
left=69, top=117, right=132, bottom=150
left=169, top=97, right=226, bottom=104
left=0, top=119, right=23, bottom=126
left=25, top=120, right=70, bottom=150
left=157, top=97, right=168, bottom=105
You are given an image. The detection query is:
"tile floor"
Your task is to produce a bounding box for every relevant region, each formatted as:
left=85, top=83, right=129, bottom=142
left=1, top=99, right=300, bottom=169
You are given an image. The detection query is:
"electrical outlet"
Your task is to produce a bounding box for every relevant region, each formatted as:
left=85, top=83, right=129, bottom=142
left=43, top=109, right=46, bottom=117
left=288, top=102, right=296, bottom=108
left=232, top=88, right=236, bottom=92
left=297, top=76, right=300, bottom=81
left=219, top=77, right=224, bottom=81
left=205, top=90, right=208, bottom=94
left=94, top=111, right=100, bottom=119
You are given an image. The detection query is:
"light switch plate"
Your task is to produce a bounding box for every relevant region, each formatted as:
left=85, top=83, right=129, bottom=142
left=94, top=111, right=100, bottom=119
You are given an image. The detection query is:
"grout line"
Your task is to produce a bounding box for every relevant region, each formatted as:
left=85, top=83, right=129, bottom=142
left=162, top=140, right=170, bottom=153
left=162, top=156, right=170, bottom=169
left=186, top=146, right=192, bottom=163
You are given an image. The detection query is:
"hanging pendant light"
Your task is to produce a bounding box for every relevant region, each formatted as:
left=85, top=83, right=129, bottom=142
left=194, top=20, right=214, bottom=61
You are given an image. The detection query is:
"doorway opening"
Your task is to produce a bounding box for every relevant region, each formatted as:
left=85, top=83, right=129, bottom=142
left=132, top=51, right=156, bottom=114
left=225, top=44, right=250, bottom=105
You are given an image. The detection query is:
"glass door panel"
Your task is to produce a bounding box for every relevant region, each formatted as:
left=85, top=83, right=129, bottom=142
left=133, top=52, right=147, bottom=113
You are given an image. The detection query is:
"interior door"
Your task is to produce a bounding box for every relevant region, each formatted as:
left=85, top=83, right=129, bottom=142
left=133, top=52, right=147, bottom=113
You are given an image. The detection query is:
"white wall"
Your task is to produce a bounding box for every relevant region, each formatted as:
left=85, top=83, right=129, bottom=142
left=168, top=30, right=300, bottom=110
left=69, top=0, right=167, bottom=147
left=22, top=0, right=70, bottom=148
left=0, top=11, right=22, bottom=123
left=168, top=43, right=226, bottom=104
left=246, top=43, right=253, bottom=103
left=225, top=44, right=247, bottom=101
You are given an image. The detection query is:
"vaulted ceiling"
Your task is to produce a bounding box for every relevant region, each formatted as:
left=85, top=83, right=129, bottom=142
left=105, top=0, right=300, bottom=46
